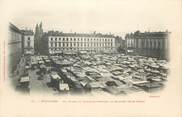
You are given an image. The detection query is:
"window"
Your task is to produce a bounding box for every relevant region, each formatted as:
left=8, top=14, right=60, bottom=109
left=55, top=38, right=57, bottom=41
left=70, top=38, right=72, bottom=41
left=150, top=40, right=152, bottom=48
left=55, top=43, right=57, bottom=47
left=51, top=38, right=53, bottom=41
left=27, top=41, right=30, bottom=47
left=63, top=38, right=65, bottom=41
left=28, top=37, right=30, bottom=41
left=74, top=38, right=76, bottom=41
left=51, top=42, right=53, bottom=47
left=66, top=38, right=68, bottom=41
left=158, top=42, right=161, bottom=49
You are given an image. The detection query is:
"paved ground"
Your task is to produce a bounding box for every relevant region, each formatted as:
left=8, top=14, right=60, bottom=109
left=10, top=57, right=26, bottom=90
left=11, top=54, right=167, bottom=95
left=29, top=69, right=57, bottom=95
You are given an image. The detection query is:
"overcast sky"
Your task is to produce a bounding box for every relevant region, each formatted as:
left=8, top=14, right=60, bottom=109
left=2, top=0, right=181, bottom=37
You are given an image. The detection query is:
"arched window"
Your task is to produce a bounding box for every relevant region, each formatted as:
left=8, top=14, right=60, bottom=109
left=155, top=39, right=158, bottom=49
left=55, top=42, right=57, bottom=47
left=51, top=42, right=53, bottom=47
left=161, top=40, right=164, bottom=49
left=150, top=39, right=152, bottom=49
left=158, top=41, right=160, bottom=49
left=28, top=37, right=30, bottom=41
left=154, top=40, right=156, bottom=49
left=27, top=41, right=30, bottom=47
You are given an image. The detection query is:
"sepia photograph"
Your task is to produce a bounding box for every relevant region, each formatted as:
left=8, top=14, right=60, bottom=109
left=7, top=1, right=171, bottom=96
left=0, top=0, right=182, bottom=117
left=9, top=22, right=170, bottom=95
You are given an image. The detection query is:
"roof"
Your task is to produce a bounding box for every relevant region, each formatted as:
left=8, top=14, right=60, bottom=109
left=46, top=31, right=115, bottom=38
left=50, top=74, right=61, bottom=80
left=130, top=79, right=148, bottom=84
left=125, top=31, right=170, bottom=39
left=20, top=76, right=29, bottom=82
left=136, top=82, right=163, bottom=88
left=59, top=83, right=69, bottom=90
left=21, top=30, right=34, bottom=35
left=89, top=82, right=105, bottom=88
left=9, top=23, right=22, bottom=33
left=80, top=81, right=88, bottom=87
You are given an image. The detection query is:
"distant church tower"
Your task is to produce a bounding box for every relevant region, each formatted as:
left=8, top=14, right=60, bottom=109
left=34, top=22, right=43, bottom=54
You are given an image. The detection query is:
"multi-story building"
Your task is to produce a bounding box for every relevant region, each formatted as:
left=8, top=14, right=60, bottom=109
left=8, top=23, right=23, bottom=74
left=22, top=30, right=34, bottom=55
left=125, top=30, right=170, bottom=60
left=34, top=22, right=43, bottom=54
left=115, top=36, right=126, bottom=53
left=43, top=31, right=116, bottom=54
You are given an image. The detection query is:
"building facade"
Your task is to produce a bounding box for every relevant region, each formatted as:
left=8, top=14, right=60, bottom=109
left=8, top=23, right=23, bottom=74
left=125, top=31, right=169, bottom=60
left=115, top=36, right=126, bottom=53
left=34, top=22, right=43, bottom=54
left=43, top=31, right=116, bottom=54
left=22, top=30, right=34, bottom=55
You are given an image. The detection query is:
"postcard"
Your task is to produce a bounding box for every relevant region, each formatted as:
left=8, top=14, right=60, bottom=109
left=0, top=0, right=181, bottom=117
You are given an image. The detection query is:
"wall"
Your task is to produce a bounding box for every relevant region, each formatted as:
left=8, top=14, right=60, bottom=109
left=47, top=36, right=115, bottom=54
left=8, top=30, right=22, bottom=75
left=24, top=35, right=34, bottom=54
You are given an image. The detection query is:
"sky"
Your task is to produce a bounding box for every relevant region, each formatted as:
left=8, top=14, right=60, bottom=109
left=2, top=0, right=181, bottom=37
